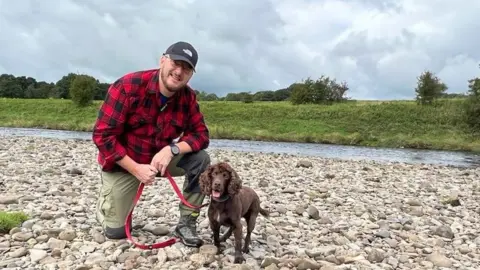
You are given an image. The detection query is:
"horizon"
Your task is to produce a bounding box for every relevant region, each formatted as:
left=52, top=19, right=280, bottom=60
left=0, top=70, right=472, bottom=101
left=1, top=0, right=479, bottom=100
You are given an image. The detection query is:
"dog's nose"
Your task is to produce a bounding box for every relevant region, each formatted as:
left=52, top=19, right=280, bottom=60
left=213, top=182, right=220, bottom=187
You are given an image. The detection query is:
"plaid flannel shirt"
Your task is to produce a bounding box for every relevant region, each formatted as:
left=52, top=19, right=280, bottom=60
left=92, top=68, right=209, bottom=172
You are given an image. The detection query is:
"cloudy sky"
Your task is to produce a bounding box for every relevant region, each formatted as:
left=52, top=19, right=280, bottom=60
left=1, top=0, right=479, bottom=100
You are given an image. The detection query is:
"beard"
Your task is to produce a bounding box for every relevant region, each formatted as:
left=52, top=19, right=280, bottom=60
left=160, top=68, right=186, bottom=93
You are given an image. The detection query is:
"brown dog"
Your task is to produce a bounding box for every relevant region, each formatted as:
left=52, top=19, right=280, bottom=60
left=199, top=162, right=269, bottom=263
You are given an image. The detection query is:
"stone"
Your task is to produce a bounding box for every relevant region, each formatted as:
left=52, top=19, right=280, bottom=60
left=426, top=252, right=453, bottom=267
left=0, top=136, right=477, bottom=270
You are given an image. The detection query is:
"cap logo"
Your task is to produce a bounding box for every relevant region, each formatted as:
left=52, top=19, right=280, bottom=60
left=183, top=49, right=192, bottom=57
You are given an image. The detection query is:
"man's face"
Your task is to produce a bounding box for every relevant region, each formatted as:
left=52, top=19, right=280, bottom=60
left=159, top=54, right=194, bottom=93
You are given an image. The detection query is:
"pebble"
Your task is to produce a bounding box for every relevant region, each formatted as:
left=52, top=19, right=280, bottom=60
left=0, top=136, right=479, bottom=269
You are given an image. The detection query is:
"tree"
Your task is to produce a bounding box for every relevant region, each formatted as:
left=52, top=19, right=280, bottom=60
left=53, top=73, right=78, bottom=99
left=253, top=90, right=276, bottom=101
left=94, top=81, right=110, bottom=100
left=290, top=76, right=349, bottom=105
left=467, top=77, right=480, bottom=98
left=464, top=70, right=480, bottom=131
left=0, top=74, right=24, bottom=98
left=414, top=70, right=448, bottom=105
left=195, top=90, right=209, bottom=101
left=36, top=82, right=56, bottom=98
left=204, top=93, right=219, bottom=101
left=290, top=81, right=312, bottom=105
left=242, top=92, right=253, bottom=103
left=69, top=74, right=98, bottom=107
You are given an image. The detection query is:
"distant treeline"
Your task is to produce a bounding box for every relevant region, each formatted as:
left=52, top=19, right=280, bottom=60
left=0, top=72, right=470, bottom=103
left=0, top=72, right=296, bottom=102
left=0, top=73, right=110, bottom=101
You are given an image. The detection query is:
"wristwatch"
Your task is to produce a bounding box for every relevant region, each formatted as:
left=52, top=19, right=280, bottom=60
left=170, top=143, right=180, bottom=156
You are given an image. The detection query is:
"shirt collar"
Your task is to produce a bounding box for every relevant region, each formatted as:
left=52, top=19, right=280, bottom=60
left=146, top=69, right=160, bottom=95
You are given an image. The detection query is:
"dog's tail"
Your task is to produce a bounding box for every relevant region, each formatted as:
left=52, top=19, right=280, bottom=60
left=259, top=206, right=270, bottom=218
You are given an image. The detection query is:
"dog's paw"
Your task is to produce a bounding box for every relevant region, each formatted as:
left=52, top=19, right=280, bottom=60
left=233, top=253, right=245, bottom=264
left=242, top=246, right=249, bottom=254
left=214, top=244, right=225, bottom=254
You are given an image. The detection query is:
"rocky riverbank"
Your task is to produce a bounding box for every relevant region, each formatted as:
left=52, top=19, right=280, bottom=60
left=0, top=136, right=479, bottom=270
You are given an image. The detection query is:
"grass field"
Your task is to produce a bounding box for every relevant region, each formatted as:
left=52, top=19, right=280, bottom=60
left=1, top=97, right=479, bottom=152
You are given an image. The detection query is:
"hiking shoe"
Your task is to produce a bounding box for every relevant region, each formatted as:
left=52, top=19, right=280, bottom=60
left=174, top=213, right=204, bottom=247
left=102, top=219, right=132, bottom=240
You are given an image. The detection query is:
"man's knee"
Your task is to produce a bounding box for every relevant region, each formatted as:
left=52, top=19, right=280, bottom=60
left=178, top=150, right=211, bottom=172
left=176, top=150, right=210, bottom=194
left=193, top=150, right=211, bottom=170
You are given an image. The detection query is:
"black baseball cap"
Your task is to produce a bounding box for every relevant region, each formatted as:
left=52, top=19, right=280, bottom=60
left=163, top=41, right=198, bottom=72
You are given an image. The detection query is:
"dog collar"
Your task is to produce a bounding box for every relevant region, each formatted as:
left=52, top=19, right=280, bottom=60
left=212, top=194, right=230, bottom=202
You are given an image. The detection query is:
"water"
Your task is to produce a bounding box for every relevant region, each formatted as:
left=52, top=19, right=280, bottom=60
left=1, top=127, right=479, bottom=168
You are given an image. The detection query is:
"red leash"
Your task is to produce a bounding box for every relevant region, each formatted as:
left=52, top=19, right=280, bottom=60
left=125, top=170, right=209, bottom=249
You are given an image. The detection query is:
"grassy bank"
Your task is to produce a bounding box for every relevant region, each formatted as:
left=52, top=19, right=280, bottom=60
left=1, top=97, right=479, bottom=152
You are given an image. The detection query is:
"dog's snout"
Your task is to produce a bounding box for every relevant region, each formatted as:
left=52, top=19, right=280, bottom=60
left=212, top=178, right=223, bottom=189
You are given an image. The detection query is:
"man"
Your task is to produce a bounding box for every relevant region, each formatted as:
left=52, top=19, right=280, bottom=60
left=92, top=41, right=210, bottom=248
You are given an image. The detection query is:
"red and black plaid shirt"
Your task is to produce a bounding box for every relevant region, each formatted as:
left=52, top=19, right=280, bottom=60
left=92, top=68, right=210, bottom=172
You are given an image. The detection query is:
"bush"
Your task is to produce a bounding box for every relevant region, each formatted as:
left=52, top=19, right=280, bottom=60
left=0, top=211, right=29, bottom=233
left=415, top=70, right=448, bottom=105
left=289, top=82, right=311, bottom=105
left=464, top=77, right=480, bottom=131
left=242, top=93, right=253, bottom=103
left=290, top=76, right=349, bottom=105
left=69, top=74, right=98, bottom=107
left=467, top=77, right=480, bottom=98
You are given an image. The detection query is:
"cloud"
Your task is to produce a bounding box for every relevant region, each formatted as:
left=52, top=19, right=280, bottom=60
left=0, top=0, right=479, bottom=99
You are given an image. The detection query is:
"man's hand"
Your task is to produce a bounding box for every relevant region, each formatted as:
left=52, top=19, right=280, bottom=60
left=150, top=146, right=173, bottom=176
left=132, top=164, right=158, bottom=185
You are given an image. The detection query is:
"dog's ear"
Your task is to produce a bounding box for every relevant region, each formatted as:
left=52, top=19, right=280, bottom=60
left=222, top=163, right=241, bottom=195
left=199, top=165, right=214, bottom=195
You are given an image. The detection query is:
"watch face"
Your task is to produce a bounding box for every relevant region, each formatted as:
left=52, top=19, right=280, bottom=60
left=172, top=145, right=180, bottom=154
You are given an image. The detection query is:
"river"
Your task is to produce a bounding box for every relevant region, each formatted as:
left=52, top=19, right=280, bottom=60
left=1, top=127, right=479, bottom=168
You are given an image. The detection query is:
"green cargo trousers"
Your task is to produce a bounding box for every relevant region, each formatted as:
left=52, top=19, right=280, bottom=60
left=95, top=150, right=210, bottom=239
